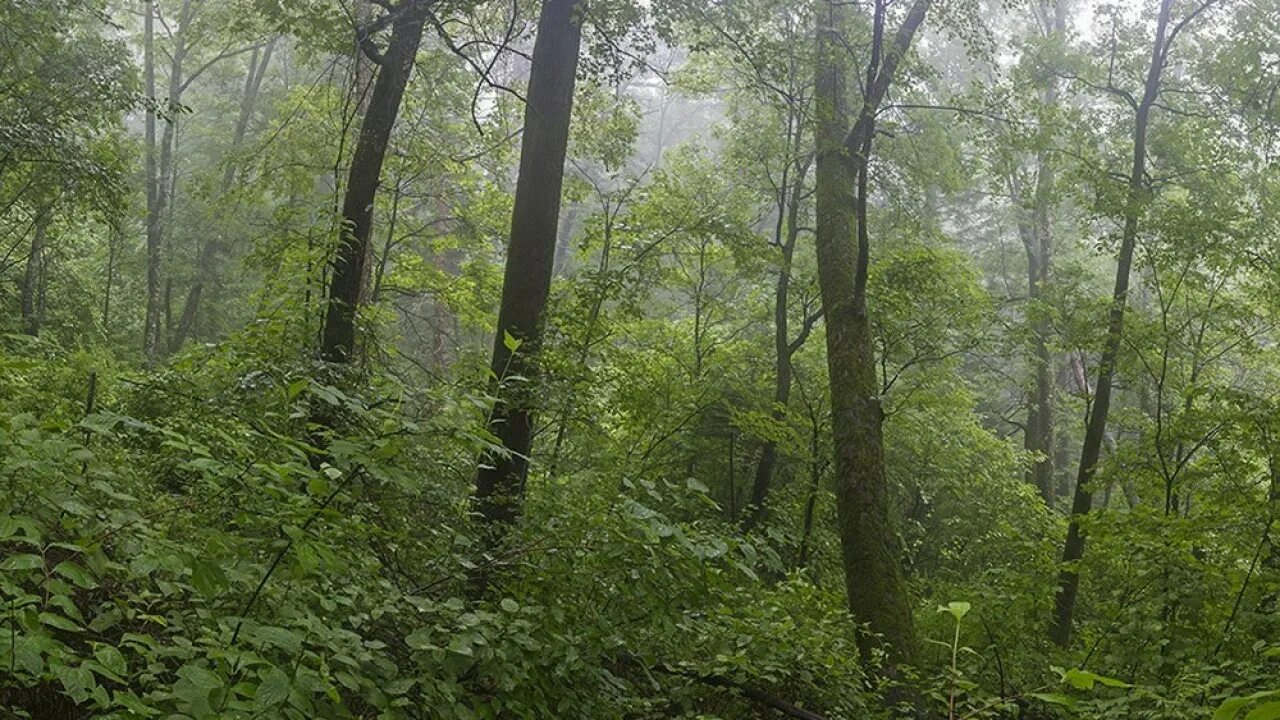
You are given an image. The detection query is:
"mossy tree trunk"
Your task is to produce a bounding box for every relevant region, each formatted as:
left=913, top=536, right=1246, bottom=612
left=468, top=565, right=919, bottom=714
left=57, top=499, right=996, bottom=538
left=813, top=0, right=929, bottom=668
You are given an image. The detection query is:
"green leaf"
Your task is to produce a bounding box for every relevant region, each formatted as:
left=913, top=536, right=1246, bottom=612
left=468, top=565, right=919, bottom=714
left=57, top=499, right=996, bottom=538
left=307, top=476, right=330, bottom=497
left=1218, top=692, right=1280, bottom=720
left=1028, top=692, right=1076, bottom=710
left=39, top=611, right=83, bottom=632
left=387, top=677, right=416, bottom=695
left=252, top=625, right=304, bottom=654
left=113, top=690, right=160, bottom=717
left=938, top=601, right=971, bottom=621
left=1063, top=668, right=1131, bottom=691
left=1245, top=702, right=1280, bottom=720
left=94, top=645, right=127, bottom=676
left=1, top=553, right=43, bottom=571
left=53, top=664, right=95, bottom=704
left=177, top=663, right=224, bottom=690
left=254, top=667, right=291, bottom=709
left=503, top=330, right=522, bottom=353
left=53, top=561, right=96, bottom=589
left=190, top=559, right=227, bottom=598
left=405, top=628, right=435, bottom=650
left=500, top=598, right=519, bottom=612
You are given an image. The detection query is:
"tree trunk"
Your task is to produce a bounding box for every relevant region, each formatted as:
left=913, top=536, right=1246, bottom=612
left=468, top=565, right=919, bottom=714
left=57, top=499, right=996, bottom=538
left=743, top=143, right=810, bottom=532
left=1017, top=142, right=1057, bottom=504
left=142, top=0, right=163, bottom=365
left=370, top=177, right=401, bottom=305
left=813, top=0, right=929, bottom=667
left=20, top=211, right=48, bottom=336
left=319, top=6, right=427, bottom=363
left=547, top=210, right=613, bottom=477
left=796, top=410, right=825, bottom=572
left=1015, top=0, right=1067, bottom=504
left=103, top=222, right=118, bottom=330
left=158, top=0, right=193, bottom=350
left=472, top=0, right=583, bottom=553
left=171, top=38, right=277, bottom=352
left=1049, top=0, right=1174, bottom=648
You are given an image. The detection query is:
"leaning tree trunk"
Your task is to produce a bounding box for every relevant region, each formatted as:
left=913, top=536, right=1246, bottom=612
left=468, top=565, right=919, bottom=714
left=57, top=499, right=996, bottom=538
left=1049, top=0, right=1174, bottom=648
left=319, top=5, right=428, bottom=363
left=472, top=0, right=583, bottom=558
left=813, top=0, right=929, bottom=668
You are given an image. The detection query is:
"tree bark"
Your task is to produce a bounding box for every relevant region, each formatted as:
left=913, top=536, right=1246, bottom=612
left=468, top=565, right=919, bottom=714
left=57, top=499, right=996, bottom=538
left=142, top=0, right=163, bottom=365
left=813, top=0, right=929, bottom=667
left=20, top=210, right=48, bottom=336
left=1023, top=0, right=1066, bottom=504
left=1017, top=0, right=1064, bottom=501
left=796, top=407, right=825, bottom=572
left=103, top=222, right=118, bottom=330
left=1049, top=0, right=1175, bottom=648
left=319, top=5, right=427, bottom=363
left=158, top=0, right=193, bottom=349
left=472, top=0, right=583, bottom=553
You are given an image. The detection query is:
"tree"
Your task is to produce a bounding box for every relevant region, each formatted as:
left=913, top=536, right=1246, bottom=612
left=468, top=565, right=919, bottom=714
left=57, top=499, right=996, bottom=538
left=170, top=37, right=278, bottom=352
left=19, top=208, right=49, bottom=336
left=1015, top=0, right=1067, bottom=504
left=319, top=2, right=429, bottom=363
left=689, top=2, right=823, bottom=533
left=142, top=0, right=246, bottom=360
left=1049, top=0, right=1214, bottom=647
left=813, top=0, right=930, bottom=665
left=143, top=0, right=163, bottom=364
left=472, top=0, right=584, bottom=550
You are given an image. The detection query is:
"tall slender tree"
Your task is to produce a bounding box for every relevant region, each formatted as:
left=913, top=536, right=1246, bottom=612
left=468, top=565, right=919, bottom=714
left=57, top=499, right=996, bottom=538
left=143, top=0, right=163, bottom=364
left=813, top=0, right=930, bottom=665
left=1049, top=0, right=1207, bottom=646
left=473, top=0, right=584, bottom=548
left=743, top=143, right=816, bottom=532
left=1017, top=0, right=1067, bottom=504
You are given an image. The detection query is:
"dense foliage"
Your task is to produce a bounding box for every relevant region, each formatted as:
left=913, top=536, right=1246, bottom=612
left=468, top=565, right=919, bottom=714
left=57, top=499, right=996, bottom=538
left=3, top=0, right=1280, bottom=718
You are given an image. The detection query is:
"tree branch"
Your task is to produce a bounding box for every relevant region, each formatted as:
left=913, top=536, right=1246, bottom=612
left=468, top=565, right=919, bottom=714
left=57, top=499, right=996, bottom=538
left=179, top=41, right=268, bottom=94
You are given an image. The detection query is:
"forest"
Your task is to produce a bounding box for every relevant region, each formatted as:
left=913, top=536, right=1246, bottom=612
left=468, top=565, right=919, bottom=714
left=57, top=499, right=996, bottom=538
left=3, top=0, right=1280, bottom=717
